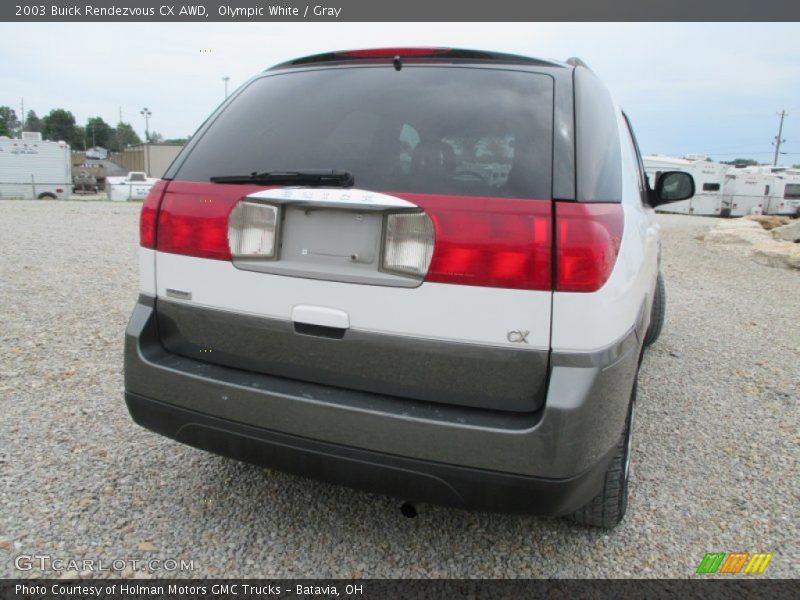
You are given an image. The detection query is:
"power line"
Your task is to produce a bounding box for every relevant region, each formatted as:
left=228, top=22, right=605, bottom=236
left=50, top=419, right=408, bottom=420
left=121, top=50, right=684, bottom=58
left=704, top=151, right=799, bottom=155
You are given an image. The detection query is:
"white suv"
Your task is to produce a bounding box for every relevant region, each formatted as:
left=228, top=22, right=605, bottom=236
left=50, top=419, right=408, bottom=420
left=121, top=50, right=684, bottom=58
left=125, top=48, right=693, bottom=528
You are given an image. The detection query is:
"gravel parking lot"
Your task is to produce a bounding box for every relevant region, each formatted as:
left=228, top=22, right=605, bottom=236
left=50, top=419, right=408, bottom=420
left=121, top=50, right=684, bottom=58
left=0, top=201, right=797, bottom=579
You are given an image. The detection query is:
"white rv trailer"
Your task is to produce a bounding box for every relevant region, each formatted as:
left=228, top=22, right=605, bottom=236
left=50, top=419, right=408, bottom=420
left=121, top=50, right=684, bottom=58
left=758, top=168, right=800, bottom=216
left=0, top=133, right=73, bottom=199
left=643, top=155, right=727, bottom=216
left=721, top=166, right=800, bottom=217
left=721, top=169, right=765, bottom=216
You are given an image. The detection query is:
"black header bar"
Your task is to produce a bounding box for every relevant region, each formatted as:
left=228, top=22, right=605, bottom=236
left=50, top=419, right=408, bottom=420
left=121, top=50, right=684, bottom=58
left=3, top=0, right=800, bottom=22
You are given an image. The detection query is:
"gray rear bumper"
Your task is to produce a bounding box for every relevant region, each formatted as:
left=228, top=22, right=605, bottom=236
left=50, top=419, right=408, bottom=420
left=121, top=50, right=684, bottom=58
left=124, top=295, right=642, bottom=511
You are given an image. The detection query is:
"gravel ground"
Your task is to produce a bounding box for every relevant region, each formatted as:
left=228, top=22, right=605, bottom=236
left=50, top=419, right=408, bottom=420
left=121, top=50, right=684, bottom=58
left=0, top=202, right=797, bottom=579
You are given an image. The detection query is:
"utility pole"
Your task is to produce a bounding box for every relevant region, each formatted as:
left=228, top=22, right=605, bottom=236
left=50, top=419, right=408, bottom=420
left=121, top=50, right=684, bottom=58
left=116, top=105, right=122, bottom=152
left=140, top=107, right=152, bottom=142
left=222, top=76, right=230, bottom=99
left=140, top=107, right=152, bottom=176
left=772, top=110, right=787, bottom=166
left=20, top=97, right=24, bottom=133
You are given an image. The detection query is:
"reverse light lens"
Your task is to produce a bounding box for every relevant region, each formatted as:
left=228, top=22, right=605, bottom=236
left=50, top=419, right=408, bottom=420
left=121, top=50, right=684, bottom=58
left=383, top=212, right=435, bottom=277
left=228, top=201, right=279, bottom=258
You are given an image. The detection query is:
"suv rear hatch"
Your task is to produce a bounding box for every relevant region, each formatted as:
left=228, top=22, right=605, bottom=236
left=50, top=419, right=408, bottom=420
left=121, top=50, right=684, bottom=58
left=149, top=59, right=556, bottom=413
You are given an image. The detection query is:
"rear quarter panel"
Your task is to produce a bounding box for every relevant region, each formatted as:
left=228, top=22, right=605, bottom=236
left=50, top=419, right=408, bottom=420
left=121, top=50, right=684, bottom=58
left=550, top=108, right=657, bottom=352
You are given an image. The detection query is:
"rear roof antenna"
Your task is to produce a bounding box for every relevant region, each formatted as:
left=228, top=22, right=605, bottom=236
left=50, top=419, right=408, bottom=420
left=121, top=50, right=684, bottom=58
left=393, top=55, right=402, bottom=71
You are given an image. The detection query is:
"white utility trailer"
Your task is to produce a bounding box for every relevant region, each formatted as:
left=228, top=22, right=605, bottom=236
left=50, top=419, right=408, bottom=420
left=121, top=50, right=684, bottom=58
left=0, top=133, right=73, bottom=199
left=106, top=171, right=158, bottom=201
left=644, top=155, right=727, bottom=216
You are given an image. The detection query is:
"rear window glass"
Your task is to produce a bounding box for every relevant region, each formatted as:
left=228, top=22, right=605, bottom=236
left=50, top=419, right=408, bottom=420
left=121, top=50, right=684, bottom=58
left=175, top=67, right=554, bottom=198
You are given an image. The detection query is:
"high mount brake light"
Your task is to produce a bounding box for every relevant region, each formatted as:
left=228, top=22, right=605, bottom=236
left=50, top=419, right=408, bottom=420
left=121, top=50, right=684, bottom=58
left=336, top=48, right=451, bottom=58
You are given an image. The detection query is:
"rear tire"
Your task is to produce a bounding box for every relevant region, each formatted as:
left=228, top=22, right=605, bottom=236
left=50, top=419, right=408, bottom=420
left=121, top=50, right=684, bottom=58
left=643, top=272, right=665, bottom=347
left=567, top=380, right=636, bottom=529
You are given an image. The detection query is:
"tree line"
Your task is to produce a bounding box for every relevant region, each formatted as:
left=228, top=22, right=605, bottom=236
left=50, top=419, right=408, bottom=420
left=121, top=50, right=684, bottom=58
left=0, top=106, right=189, bottom=150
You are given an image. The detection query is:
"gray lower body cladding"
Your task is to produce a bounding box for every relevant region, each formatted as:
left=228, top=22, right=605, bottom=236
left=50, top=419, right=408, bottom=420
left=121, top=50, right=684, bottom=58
left=155, top=299, right=548, bottom=413
left=125, top=295, right=642, bottom=514
left=125, top=390, right=615, bottom=515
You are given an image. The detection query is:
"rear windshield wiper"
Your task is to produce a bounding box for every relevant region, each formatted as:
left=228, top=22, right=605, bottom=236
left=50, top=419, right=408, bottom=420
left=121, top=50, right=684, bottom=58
left=210, top=169, right=354, bottom=187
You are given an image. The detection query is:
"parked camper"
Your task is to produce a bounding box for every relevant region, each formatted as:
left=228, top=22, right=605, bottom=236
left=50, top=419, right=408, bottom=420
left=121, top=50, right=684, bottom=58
left=761, top=168, right=800, bottom=216
left=0, top=133, right=73, bottom=199
left=644, top=155, right=725, bottom=216
left=107, top=171, right=158, bottom=201
left=722, top=167, right=776, bottom=217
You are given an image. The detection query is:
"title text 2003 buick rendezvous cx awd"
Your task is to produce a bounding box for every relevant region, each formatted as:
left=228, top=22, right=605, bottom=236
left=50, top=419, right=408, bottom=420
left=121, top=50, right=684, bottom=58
left=124, top=48, right=694, bottom=528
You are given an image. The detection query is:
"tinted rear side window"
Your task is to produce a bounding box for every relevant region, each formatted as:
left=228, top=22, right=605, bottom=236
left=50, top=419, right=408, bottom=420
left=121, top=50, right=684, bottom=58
left=174, top=67, right=554, bottom=198
left=573, top=66, right=622, bottom=202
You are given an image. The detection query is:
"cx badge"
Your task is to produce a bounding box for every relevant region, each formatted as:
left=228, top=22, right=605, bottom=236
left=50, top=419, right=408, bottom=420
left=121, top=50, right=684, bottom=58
left=506, top=330, right=530, bottom=344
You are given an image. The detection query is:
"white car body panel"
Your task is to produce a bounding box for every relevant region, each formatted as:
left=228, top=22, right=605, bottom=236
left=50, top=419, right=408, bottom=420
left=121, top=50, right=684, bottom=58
left=154, top=251, right=552, bottom=350
left=139, top=247, right=156, bottom=296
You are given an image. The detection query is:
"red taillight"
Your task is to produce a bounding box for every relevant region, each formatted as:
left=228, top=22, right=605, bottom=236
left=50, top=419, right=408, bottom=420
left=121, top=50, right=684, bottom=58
left=396, top=194, right=552, bottom=291
left=56, top=187, right=64, bottom=193
left=154, top=181, right=267, bottom=260
left=139, top=180, right=168, bottom=248
left=555, top=202, right=624, bottom=293
left=337, top=47, right=450, bottom=58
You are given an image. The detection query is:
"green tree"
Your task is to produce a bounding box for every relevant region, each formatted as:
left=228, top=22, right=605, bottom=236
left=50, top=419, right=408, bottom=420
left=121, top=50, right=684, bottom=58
left=25, top=110, right=42, bottom=132
left=163, top=137, right=189, bottom=145
left=0, top=119, right=8, bottom=137
left=85, top=116, right=112, bottom=149
left=0, top=106, right=20, bottom=137
left=146, top=130, right=163, bottom=143
left=115, top=121, right=142, bottom=148
left=72, top=126, right=86, bottom=150
left=42, top=109, right=77, bottom=144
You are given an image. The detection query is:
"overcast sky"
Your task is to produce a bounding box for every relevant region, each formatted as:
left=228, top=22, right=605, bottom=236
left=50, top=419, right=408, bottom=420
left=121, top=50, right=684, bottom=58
left=1, top=22, right=798, bottom=163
